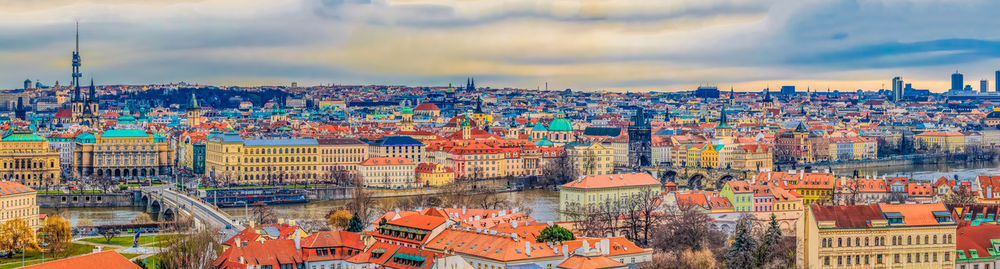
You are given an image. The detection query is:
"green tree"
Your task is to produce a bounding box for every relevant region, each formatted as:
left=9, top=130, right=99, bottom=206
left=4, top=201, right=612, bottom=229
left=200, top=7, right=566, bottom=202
left=536, top=224, right=575, bottom=243
left=726, top=215, right=757, bottom=269
left=755, top=214, right=782, bottom=267
left=347, top=215, right=365, bottom=233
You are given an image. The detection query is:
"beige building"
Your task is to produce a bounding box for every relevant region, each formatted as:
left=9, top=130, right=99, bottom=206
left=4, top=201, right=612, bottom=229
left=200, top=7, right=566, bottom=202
left=565, top=142, right=614, bottom=176
left=359, top=157, right=416, bottom=189
left=0, top=128, right=61, bottom=186
left=316, top=138, right=368, bottom=181
left=797, top=202, right=956, bottom=268
left=204, top=132, right=319, bottom=185
left=0, top=181, right=40, bottom=228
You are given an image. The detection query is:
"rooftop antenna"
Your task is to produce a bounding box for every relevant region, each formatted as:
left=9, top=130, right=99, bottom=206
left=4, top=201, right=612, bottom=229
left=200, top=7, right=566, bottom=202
left=76, top=20, right=79, bottom=54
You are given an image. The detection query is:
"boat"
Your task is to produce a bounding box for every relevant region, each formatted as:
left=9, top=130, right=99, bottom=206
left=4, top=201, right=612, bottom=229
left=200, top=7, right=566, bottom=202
left=200, top=187, right=307, bottom=207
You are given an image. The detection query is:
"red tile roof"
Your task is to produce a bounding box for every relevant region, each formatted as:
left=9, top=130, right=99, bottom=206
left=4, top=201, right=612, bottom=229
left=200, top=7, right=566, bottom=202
left=557, top=255, right=626, bottom=269
left=215, top=239, right=303, bottom=269
left=877, top=202, right=949, bottom=226
left=560, top=173, right=660, bottom=190
left=810, top=204, right=885, bottom=228
left=956, top=223, right=1000, bottom=260
left=23, top=251, right=138, bottom=269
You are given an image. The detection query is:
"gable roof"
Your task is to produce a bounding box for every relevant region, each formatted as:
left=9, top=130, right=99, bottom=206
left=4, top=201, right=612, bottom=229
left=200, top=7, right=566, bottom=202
left=23, top=251, right=138, bottom=269
left=560, top=173, right=660, bottom=190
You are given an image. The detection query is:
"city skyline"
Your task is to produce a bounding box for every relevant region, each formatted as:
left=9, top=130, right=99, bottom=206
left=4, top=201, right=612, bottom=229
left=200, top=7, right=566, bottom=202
left=2, top=0, right=1000, bottom=91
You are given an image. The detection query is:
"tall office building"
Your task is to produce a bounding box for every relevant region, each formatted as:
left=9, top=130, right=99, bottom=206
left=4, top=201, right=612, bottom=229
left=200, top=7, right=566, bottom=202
left=952, top=71, right=964, bottom=91
left=996, top=70, right=999, bottom=92
left=982, top=80, right=989, bottom=93
left=891, top=76, right=903, bottom=102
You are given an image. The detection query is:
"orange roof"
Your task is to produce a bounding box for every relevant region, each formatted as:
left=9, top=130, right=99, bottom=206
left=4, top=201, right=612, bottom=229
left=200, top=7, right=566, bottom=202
left=557, top=255, right=626, bottom=269
left=385, top=213, right=448, bottom=231
left=24, top=251, right=138, bottom=269
left=877, top=202, right=950, bottom=226
left=0, top=181, right=35, bottom=196
left=560, top=173, right=660, bottom=190
left=360, top=157, right=414, bottom=166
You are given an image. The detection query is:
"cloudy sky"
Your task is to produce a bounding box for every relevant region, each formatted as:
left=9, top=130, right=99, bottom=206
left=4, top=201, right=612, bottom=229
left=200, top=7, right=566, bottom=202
left=1, top=0, right=999, bottom=92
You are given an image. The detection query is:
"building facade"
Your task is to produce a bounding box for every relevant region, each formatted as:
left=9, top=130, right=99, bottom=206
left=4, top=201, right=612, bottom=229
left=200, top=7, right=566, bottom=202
left=73, top=129, right=173, bottom=179
left=359, top=157, right=416, bottom=189
left=797, top=202, right=957, bottom=268
left=0, top=181, right=40, bottom=228
left=0, top=128, right=61, bottom=186
left=204, top=132, right=319, bottom=185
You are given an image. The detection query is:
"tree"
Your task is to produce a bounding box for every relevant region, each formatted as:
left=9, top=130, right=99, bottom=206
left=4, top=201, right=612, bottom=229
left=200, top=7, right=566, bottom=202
left=943, top=184, right=979, bottom=203
left=755, top=214, right=782, bottom=267
left=39, top=216, right=73, bottom=257
left=99, top=228, right=120, bottom=243
left=327, top=209, right=353, bottom=230
left=346, top=215, right=365, bottom=233
left=0, top=218, right=37, bottom=255
left=157, top=229, right=223, bottom=269
left=346, top=176, right=376, bottom=229
left=726, top=215, right=757, bottom=269
left=653, top=207, right=726, bottom=253
left=76, top=218, right=95, bottom=227
left=132, top=212, right=154, bottom=224
left=250, top=201, right=277, bottom=225
left=536, top=224, right=575, bottom=243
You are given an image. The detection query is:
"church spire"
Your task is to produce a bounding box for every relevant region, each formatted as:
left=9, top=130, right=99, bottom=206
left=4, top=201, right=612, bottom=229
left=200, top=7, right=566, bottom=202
left=89, top=77, right=96, bottom=101
left=72, top=21, right=82, bottom=102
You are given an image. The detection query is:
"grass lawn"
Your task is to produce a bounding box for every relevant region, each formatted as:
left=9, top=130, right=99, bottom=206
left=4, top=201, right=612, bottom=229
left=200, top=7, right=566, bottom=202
left=0, top=243, right=94, bottom=269
left=120, top=253, right=142, bottom=260
left=80, top=234, right=174, bottom=248
left=69, top=190, right=103, bottom=194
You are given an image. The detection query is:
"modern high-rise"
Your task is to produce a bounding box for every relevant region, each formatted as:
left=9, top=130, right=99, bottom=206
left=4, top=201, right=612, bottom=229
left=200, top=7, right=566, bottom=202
left=951, top=72, right=964, bottom=91
left=996, top=70, right=999, bottom=92
left=981, top=80, right=989, bottom=93
left=891, top=76, right=903, bottom=102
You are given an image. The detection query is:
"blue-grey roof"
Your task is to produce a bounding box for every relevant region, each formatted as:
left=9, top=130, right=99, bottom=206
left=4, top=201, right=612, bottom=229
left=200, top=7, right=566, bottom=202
left=369, top=136, right=423, bottom=147
left=244, top=138, right=318, bottom=147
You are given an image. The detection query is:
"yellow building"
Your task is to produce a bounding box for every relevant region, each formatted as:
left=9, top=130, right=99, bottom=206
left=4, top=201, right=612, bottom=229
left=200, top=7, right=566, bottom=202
left=700, top=144, right=722, bottom=168
left=0, top=181, right=40, bottom=228
left=559, top=173, right=661, bottom=221
left=915, top=131, right=965, bottom=153
left=686, top=144, right=705, bottom=167
left=415, top=163, right=454, bottom=186
left=0, top=128, right=60, bottom=186
left=204, top=132, right=319, bottom=185
left=73, top=129, right=173, bottom=179
left=730, top=144, right=773, bottom=171
left=797, top=202, right=956, bottom=268
left=565, top=142, right=614, bottom=176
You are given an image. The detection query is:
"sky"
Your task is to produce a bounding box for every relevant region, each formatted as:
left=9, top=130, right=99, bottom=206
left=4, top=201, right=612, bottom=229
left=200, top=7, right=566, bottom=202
left=1, top=0, right=1000, bottom=92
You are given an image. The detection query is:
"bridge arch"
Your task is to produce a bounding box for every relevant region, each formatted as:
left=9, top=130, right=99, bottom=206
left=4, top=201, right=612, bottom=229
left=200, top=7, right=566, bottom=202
left=149, top=200, right=162, bottom=219
left=716, top=174, right=736, bottom=190
left=688, top=174, right=706, bottom=190
left=659, top=170, right=678, bottom=184
left=139, top=195, right=149, bottom=208
left=162, top=208, right=175, bottom=222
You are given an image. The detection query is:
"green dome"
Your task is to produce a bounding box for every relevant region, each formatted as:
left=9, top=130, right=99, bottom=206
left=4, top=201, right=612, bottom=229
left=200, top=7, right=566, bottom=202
left=534, top=137, right=554, bottom=146
left=548, top=118, right=573, bottom=132
left=401, top=106, right=412, bottom=114
left=118, top=115, right=137, bottom=123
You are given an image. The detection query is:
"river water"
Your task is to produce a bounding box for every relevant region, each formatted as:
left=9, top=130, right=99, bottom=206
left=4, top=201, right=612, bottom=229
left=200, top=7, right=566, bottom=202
left=57, top=160, right=1000, bottom=226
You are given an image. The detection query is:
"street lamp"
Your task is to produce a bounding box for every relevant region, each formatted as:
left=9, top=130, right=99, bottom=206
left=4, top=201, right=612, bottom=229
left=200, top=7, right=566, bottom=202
left=39, top=232, right=49, bottom=263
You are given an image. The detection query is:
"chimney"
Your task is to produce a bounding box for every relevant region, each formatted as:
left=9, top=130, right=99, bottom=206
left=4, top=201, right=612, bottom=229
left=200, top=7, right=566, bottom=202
left=512, top=221, right=518, bottom=229
left=562, top=244, right=569, bottom=259
left=583, top=240, right=590, bottom=250
left=294, top=231, right=301, bottom=251
left=235, top=238, right=242, bottom=248
left=525, top=242, right=532, bottom=256
left=462, top=206, right=467, bottom=215
left=600, top=239, right=610, bottom=255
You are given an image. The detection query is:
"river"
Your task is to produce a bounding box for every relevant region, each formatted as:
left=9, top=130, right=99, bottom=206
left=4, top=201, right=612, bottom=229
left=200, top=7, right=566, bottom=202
left=58, top=160, right=1000, bottom=226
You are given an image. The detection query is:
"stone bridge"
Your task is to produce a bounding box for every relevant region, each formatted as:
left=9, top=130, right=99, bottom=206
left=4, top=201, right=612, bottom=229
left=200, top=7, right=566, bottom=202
left=135, top=190, right=179, bottom=222
left=647, top=166, right=753, bottom=191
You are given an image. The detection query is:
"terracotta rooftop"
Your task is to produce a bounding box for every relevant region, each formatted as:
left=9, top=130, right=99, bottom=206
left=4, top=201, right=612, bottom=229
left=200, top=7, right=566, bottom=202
left=560, top=173, right=660, bottom=190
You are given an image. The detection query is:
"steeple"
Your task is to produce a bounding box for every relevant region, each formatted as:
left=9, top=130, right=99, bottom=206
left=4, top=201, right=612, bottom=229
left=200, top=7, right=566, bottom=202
left=188, top=92, right=199, bottom=109
left=475, top=96, right=483, bottom=113
left=89, top=78, right=96, bottom=101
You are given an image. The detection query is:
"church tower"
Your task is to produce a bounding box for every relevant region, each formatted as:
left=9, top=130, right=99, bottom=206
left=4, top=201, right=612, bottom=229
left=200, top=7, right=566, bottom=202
left=399, top=104, right=414, bottom=132
left=714, top=108, right=733, bottom=140
left=186, top=92, right=202, bottom=127
left=461, top=114, right=472, bottom=140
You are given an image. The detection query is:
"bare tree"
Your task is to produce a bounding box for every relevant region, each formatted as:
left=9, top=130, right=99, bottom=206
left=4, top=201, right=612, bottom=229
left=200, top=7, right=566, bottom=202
left=345, top=176, right=377, bottom=228
left=250, top=201, right=277, bottom=225
left=157, top=229, right=223, bottom=269
left=834, top=177, right=861, bottom=206
left=943, top=184, right=978, bottom=204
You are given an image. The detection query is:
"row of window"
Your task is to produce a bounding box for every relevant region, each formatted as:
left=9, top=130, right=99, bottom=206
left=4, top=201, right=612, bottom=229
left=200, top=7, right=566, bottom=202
left=823, top=252, right=950, bottom=266
left=822, top=234, right=953, bottom=248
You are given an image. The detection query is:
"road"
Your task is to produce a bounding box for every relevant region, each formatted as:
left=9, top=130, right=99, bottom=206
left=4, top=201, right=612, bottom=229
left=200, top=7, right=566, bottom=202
left=145, top=185, right=243, bottom=241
